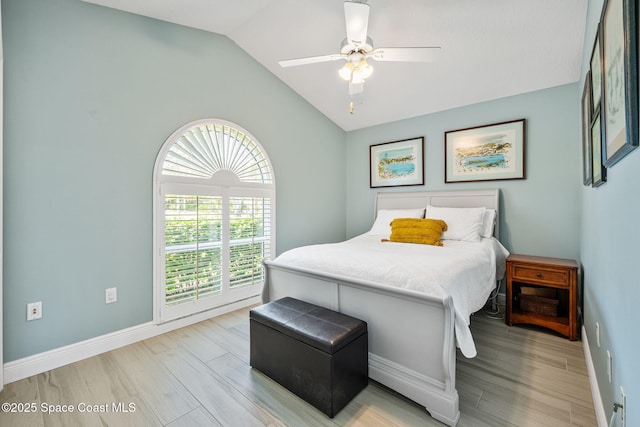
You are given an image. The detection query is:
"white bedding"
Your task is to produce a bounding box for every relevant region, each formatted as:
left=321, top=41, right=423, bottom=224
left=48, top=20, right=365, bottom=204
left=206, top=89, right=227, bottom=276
left=272, top=233, right=509, bottom=357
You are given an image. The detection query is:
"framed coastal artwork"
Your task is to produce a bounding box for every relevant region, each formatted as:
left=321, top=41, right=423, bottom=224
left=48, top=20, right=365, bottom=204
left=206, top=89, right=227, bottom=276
left=600, top=0, right=638, bottom=167
left=444, top=119, right=526, bottom=183
left=582, top=72, right=593, bottom=186
left=590, top=26, right=602, bottom=115
left=591, top=112, right=607, bottom=187
left=370, top=137, right=424, bottom=188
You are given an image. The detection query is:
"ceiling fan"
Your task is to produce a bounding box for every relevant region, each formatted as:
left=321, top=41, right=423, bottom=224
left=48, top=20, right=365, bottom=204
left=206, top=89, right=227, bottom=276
left=278, top=0, right=441, bottom=113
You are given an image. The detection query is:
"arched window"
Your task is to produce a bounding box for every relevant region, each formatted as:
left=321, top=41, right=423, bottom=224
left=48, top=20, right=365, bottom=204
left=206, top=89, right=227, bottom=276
left=153, top=119, right=275, bottom=323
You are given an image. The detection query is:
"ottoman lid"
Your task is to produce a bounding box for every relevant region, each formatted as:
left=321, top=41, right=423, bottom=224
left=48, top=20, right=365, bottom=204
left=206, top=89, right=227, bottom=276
left=250, top=297, right=367, bottom=354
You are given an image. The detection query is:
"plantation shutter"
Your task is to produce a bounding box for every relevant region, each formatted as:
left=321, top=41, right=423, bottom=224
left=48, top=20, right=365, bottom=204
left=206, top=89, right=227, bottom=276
left=229, top=197, right=271, bottom=289
left=164, top=195, right=223, bottom=306
left=154, top=120, right=274, bottom=323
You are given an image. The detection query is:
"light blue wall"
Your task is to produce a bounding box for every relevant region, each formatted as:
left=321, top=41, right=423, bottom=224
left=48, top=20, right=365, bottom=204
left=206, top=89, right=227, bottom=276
left=346, top=84, right=581, bottom=261
left=2, top=0, right=345, bottom=361
left=580, top=1, right=640, bottom=425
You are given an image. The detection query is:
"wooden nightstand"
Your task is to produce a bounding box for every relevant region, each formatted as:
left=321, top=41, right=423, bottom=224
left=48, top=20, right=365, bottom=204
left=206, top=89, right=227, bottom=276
left=505, top=254, right=579, bottom=340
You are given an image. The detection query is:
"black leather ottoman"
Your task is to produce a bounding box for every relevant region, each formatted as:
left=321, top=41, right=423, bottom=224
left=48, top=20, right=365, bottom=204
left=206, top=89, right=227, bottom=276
left=250, top=297, right=368, bottom=417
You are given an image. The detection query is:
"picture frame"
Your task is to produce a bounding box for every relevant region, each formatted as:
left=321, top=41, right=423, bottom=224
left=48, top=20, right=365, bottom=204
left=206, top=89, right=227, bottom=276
left=369, top=137, right=424, bottom=188
left=590, top=25, right=603, bottom=114
left=591, top=112, right=607, bottom=187
left=582, top=73, right=593, bottom=186
left=600, top=0, right=638, bottom=167
left=444, top=119, right=525, bottom=183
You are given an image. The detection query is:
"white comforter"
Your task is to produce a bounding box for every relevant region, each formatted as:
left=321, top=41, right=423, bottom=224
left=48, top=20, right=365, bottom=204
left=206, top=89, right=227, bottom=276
left=272, top=233, right=509, bottom=357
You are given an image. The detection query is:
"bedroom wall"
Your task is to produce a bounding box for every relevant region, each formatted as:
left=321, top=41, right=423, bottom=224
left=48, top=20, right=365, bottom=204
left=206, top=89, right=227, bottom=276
left=2, top=0, right=345, bottom=362
left=579, top=0, right=640, bottom=425
left=345, top=83, right=581, bottom=261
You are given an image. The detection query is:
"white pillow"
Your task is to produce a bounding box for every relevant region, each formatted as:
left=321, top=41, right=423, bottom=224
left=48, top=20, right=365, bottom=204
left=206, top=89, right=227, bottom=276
left=425, top=205, right=486, bottom=242
left=369, top=208, right=425, bottom=237
left=481, top=209, right=497, bottom=238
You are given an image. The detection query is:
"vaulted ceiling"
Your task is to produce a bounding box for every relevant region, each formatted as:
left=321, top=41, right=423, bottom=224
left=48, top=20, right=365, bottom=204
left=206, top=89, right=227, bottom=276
left=83, top=0, right=588, bottom=131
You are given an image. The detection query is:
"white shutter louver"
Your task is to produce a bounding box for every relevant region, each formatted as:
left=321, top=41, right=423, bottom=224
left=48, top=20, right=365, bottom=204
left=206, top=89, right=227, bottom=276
left=161, top=123, right=272, bottom=184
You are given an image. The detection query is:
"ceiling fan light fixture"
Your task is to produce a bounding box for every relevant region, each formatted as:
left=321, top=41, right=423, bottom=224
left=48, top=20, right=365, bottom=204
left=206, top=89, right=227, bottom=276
left=338, top=62, right=354, bottom=80
left=351, top=68, right=366, bottom=84
left=357, top=59, right=373, bottom=79
left=339, top=59, right=373, bottom=83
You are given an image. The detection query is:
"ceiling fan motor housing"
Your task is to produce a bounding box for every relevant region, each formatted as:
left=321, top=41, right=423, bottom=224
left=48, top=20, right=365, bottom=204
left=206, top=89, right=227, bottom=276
left=340, top=37, right=374, bottom=57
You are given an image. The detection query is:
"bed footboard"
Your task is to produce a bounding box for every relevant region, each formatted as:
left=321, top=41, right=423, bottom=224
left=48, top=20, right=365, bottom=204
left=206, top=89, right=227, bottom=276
left=262, top=260, right=460, bottom=426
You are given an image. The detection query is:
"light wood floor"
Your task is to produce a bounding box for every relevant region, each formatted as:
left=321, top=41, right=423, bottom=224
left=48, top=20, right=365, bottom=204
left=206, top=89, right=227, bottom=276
left=0, top=306, right=596, bottom=426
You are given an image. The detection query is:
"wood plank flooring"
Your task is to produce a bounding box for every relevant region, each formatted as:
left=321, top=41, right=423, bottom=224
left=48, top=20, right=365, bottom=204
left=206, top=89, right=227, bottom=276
left=0, top=306, right=597, bottom=426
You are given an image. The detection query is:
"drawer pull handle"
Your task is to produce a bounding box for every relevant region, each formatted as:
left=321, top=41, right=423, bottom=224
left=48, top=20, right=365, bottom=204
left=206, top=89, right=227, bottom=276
left=536, top=273, right=542, bottom=278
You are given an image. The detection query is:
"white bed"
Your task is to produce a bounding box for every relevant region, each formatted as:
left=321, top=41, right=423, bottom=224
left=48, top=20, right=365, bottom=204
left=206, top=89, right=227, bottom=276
left=262, top=189, right=507, bottom=426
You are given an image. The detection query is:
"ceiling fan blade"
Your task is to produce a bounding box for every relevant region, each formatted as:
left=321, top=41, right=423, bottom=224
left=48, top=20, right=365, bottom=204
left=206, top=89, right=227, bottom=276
left=368, top=47, right=441, bottom=63
left=278, top=54, right=345, bottom=68
left=344, top=1, right=370, bottom=47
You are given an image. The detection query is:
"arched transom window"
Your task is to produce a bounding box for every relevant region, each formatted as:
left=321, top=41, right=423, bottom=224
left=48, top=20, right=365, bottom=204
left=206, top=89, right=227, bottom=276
left=153, top=119, right=275, bottom=323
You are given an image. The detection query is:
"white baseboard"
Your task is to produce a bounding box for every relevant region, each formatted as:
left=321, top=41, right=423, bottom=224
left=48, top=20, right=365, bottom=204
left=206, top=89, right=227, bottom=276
left=583, top=325, right=607, bottom=427
left=3, top=296, right=261, bottom=385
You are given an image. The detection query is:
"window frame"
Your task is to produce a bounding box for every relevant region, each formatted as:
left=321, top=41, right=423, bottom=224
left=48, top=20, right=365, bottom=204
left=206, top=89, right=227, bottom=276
left=153, top=119, right=275, bottom=324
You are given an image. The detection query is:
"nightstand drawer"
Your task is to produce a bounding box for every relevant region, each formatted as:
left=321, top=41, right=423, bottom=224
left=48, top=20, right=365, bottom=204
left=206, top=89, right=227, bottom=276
left=512, top=265, right=568, bottom=286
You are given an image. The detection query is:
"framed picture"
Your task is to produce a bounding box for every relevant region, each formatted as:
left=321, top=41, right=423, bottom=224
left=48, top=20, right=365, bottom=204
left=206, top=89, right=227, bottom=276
left=582, top=73, right=593, bottom=186
left=591, top=112, right=607, bottom=187
left=444, top=119, right=525, bottom=183
left=590, top=26, right=603, bottom=114
left=600, top=0, right=638, bottom=167
left=370, top=137, right=424, bottom=188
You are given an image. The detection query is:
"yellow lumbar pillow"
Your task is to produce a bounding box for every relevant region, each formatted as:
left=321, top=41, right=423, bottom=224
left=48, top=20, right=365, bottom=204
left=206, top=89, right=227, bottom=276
left=383, top=218, right=448, bottom=246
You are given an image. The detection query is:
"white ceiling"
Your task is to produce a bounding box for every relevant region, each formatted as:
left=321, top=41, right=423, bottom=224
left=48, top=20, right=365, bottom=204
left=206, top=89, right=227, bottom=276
left=83, top=0, right=588, bottom=131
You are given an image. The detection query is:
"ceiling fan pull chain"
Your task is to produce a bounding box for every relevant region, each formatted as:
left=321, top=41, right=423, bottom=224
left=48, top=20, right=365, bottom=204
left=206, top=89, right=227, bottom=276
left=348, top=79, right=363, bottom=114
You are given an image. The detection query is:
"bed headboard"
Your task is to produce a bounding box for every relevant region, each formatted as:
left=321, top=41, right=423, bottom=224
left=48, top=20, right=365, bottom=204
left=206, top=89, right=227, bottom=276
left=374, top=189, right=500, bottom=238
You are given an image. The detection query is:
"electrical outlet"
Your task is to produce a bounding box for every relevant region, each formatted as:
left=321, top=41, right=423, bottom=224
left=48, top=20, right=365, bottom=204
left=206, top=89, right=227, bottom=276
left=105, top=287, right=117, bottom=304
left=596, top=322, right=600, bottom=347
left=607, top=350, right=612, bottom=383
left=620, top=386, right=626, bottom=427
left=27, top=301, right=43, bottom=321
